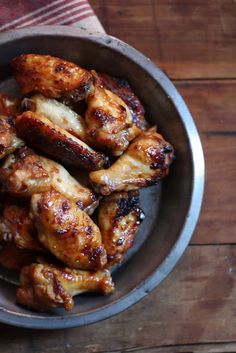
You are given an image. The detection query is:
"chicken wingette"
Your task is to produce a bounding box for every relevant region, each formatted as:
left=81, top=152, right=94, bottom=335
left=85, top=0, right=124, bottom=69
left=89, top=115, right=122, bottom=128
left=0, top=147, right=98, bottom=214
left=21, top=94, right=88, bottom=142
left=11, top=54, right=93, bottom=101
left=98, top=191, right=145, bottom=265
left=0, top=115, right=23, bottom=160
left=15, top=111, right=109, bottom=171
left=31, top=189, right=107, bottom=270
left=85, top=71, right=140, bottom=156
left=89, top=127, right=174, bottom=195
left=16, top=263, right=114, bottom=311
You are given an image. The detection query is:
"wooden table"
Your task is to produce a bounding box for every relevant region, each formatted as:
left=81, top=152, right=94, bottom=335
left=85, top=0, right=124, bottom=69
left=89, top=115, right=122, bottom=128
left=1, top=1, right=236, bottom=352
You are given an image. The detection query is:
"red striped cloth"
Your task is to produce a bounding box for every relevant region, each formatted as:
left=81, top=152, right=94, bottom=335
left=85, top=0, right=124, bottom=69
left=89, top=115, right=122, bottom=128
left=0, top=0, right=104, bottom=33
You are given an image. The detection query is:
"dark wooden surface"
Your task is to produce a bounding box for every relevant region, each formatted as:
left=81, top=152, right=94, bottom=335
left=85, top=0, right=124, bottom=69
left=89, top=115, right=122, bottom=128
left=1, top=1, right=236, bottom=352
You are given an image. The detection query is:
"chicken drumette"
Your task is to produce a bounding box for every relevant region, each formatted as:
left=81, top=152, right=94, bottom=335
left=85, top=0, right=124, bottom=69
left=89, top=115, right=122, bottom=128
left=0, top=147, right=98, bottom=214
left=90, top=127, right=174, bottom=195
left=98, top=191, right=145, bottom=265
left=16, top=263, right=114, bottom=311
left=85, top=71, right=140, bottom=156
left=11, top=54, right=93, bottom=101
left=31, top=188, right=107, bottom=270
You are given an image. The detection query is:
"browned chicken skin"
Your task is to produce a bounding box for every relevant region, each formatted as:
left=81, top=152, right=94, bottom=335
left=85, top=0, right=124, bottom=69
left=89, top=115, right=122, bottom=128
left=89, top=127, right=174, bottom=195
left=0, top=243, right=35, bottom=271
left=21, top=94, right=89, bottom=143
left=98, top=191, right=145, bottom=265
left=0, top=115, right=24, bottom=160
left=0, top=147, right=98, bottom=214
left=85, top=71, right=140, bottom=156
left=11, top=54, right=93, bottom=101
left=15, top=111, right=109, bottom=171
left=31, top=189, right=107, bottom=270
left=98, top=73, right=148, bottom=131
left=0, top=200, right=42, bottom=251
left=16, top=263, right=114, bottom=311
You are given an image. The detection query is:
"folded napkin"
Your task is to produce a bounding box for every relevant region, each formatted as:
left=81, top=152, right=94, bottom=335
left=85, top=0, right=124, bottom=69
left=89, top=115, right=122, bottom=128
left=0, top=0, right=104, bottom=33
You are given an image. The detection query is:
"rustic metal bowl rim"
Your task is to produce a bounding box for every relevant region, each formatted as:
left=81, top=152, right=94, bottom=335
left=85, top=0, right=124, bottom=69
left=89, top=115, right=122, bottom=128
left=0, top=25, right=205, bottom=329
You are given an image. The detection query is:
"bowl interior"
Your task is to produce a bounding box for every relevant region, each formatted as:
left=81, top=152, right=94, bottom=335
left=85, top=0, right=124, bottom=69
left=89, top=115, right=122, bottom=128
left=0, top=28, right=202, bottom=328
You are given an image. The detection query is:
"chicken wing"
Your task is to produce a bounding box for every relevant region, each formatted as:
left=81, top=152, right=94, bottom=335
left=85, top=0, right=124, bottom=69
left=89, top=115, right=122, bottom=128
left=21, top=94, right=88, bottom=142
left=98, top=73, right=148, bottom=131
left=11, top=54, right=93, bottom=101
left=0, top=147, right=98, bottom=214
left=0, top=115, right=24, bottom=160
left=15, top=111, right=109, bottom=171
left=0, top=200, right=42, bottom=251
left=98, top=191, right=145, bottom=265
left=89, top=127, right=174, bottom=195
left=85, top=71, right=140, bottom=156
left=31, top=189, right=107, bottom=270
left=0, top=243, right=35, bottom=271
left=16, top=263, right=114, bottom=311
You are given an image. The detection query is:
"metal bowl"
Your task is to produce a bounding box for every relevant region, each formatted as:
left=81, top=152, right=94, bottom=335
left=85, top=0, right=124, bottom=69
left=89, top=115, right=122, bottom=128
left=0, top=26, right=204, bottom=329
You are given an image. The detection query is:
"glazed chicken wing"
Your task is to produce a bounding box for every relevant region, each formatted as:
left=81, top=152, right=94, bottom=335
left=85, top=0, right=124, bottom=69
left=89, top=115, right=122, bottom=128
left=0, top=243, right=35, bottom=271
left=0, top=115, right=24, bottom=160
left=16, top=111, right=109, bottom=171
left=0, top=200, right=42, bottom=251
left=89, top=127, right=174, bottom=195
left=21, top=94, right=88, bottom=142
left=11, top=54, right=93, bottom=101
left=85, top=71, right=140, bottom=156
left=0, top=147, right=98, bottom=214
left=98, top=73, right=148, bottom=131
left=31, top=189, right=107, bottom=270
left=98, top=191, right=145, bottom=265
left=16, top=263, right=114, bottom=311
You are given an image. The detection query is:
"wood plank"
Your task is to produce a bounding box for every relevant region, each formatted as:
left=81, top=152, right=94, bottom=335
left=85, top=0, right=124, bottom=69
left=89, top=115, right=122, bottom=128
left=90, top=0, right=236, bottom=80
left=1, top=245, right=236, bottom=352
left=174, top=81, right=236, bottom=244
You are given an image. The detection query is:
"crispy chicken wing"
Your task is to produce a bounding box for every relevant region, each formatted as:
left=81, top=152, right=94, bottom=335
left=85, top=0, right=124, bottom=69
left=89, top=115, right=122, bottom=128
left=0, top=147, right=98, bottom=214
left=16, top=111, right=109, bottom=171
left=0, top=243, right=35, bottom=271
left=16, top=263, right=114, bottom=311
left=98, top=191, right=145, bottom=265
left=85, top=71, right=140, bottom=156
left=0, top=115, right=24, bottom=160
left=0, top=200, right=42, bottom=251
left=21, top=94, right=88, bottom=142
left=12, top=54, right=93, bottom=101
left=89, top=127, right=174, bottom=195
left=98, top=73, right=148, bottom=131
left=31, top=189, right=107, bottom=270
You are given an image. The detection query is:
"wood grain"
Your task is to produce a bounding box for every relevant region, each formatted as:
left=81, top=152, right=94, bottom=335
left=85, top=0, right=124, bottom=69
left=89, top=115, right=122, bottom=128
left=1, top=246, right=236, bottom=352
left=175, top=81, right=236, bottom=244
left=91, top=0, right=236, bottom=79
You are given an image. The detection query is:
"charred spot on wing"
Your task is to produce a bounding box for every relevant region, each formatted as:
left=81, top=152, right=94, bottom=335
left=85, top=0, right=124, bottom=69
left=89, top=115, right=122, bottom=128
left=62, top=201, right=70, bottom=212
left=116, top=191, right=140, bottom=219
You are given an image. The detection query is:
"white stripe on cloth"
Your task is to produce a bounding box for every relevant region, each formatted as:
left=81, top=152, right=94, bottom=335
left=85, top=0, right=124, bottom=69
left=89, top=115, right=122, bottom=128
left=16, top=3, right=90, bottom=27
left=0, top=0, right=105, bottom=33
